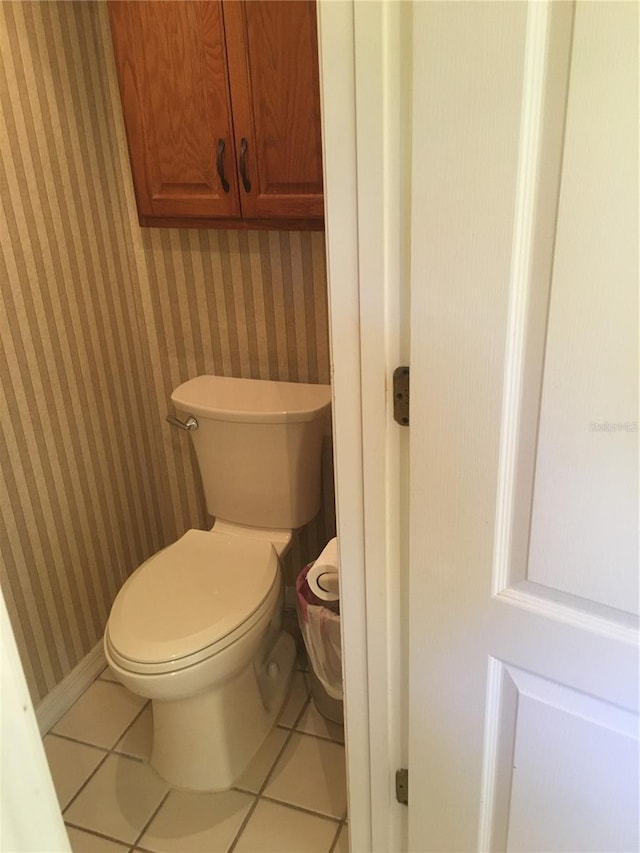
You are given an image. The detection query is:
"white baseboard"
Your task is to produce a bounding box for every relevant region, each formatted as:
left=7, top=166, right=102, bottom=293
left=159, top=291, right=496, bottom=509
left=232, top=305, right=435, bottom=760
left=36, top=641, right=106, bottom=735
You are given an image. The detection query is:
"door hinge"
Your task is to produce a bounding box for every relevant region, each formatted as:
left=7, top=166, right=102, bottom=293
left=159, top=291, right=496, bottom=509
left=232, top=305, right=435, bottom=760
left=395, top=768, right=409, bottom=805
left=393, top=366, right=410, bottom=426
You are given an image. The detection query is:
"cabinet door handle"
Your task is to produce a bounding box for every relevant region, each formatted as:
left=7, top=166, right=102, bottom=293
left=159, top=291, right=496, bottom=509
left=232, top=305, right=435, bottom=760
left=239, top=137, right=251, bottom=192
left=216, top=138, right=230, bottom=192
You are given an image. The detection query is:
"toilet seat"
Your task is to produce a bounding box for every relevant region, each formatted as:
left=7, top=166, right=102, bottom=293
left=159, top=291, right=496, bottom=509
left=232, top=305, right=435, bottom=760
left=105, top=529, right=279, bottom=675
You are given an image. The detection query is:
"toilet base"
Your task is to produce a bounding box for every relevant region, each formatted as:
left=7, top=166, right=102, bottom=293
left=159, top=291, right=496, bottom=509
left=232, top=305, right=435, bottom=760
left=149, top=631, right=296, bottom=791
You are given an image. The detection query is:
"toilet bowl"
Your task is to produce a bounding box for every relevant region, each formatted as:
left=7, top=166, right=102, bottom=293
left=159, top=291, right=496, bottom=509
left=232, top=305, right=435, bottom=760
left=104, top=525, right=295, bottom=791
left=103, top=375, right=331, bottom=791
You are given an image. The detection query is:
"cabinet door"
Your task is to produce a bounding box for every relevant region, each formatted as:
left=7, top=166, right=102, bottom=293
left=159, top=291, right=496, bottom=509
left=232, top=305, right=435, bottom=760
left=108, top=1, right=240, bottom=220
left=223, top=1, right=324, bottom=221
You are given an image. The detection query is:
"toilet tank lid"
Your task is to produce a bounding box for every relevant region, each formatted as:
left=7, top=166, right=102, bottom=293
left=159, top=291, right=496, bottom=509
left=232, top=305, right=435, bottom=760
left=171, top=375, right=331, bottom=424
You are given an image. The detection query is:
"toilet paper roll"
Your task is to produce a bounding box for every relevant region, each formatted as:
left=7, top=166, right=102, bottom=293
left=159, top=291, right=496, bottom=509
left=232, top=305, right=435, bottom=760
left=306, top=538, right=340, bottom=602
left=315, top=538, right=338, bottom=575
left=306, top=564, right=340, bottom=601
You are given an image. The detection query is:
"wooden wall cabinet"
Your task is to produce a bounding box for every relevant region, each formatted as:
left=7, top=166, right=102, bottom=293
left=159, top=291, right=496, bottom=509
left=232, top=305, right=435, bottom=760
left=108, top=1, right=324, bottom=230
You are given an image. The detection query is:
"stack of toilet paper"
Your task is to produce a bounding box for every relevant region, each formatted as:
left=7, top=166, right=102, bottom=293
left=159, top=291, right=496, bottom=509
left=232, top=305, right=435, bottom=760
left=305, top=537, right=339, bottom=602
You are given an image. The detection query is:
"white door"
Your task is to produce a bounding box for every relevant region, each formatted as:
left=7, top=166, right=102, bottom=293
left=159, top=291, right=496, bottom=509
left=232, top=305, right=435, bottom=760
left=408, top=2, right=639, bottom=851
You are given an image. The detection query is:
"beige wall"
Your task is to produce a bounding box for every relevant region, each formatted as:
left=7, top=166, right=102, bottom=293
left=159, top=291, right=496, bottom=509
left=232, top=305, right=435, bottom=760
left=0, top=0, right=334, bottom=705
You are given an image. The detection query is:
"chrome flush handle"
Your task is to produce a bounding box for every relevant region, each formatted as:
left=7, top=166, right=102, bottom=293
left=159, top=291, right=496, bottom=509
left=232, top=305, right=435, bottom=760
left=166, top=414, right=199, bottom=431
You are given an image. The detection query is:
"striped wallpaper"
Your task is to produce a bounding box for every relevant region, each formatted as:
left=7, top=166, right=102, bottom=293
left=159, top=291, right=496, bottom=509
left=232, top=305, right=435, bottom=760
left=0, top=0, right=334, bottom=705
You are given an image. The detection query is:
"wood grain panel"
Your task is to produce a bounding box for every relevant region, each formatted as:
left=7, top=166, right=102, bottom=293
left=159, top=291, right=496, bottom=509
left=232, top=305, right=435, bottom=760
left=223, top=0, right=324, bottom=219
left=108, top=1, right=239, bottom=218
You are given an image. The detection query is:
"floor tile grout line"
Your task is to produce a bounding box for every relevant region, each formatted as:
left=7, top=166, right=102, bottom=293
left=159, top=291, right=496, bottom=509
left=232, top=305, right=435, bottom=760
left=227, top=794, right=341, bottom=853
left=281, top=725, right=345, bottom=748
left=49, top=729, right=148, bottom=764
left=259, top=792, right=344, bottom=823
left=255, top=692, right=343, bottom=805
left=275, top=672, right=311, bottom=730
left=227, top=695, right=311, bottom=853
left=225, top=793, right=261, bottom=853
left=230, top=787, right=343, bottom=825
left=133, top=835, right=170, bottom=853
left=252, top=692, right=348, bottom=824
left=230, top=693, right=349, bottom=850
left=48, top=676, right=146, bottom=737
left=118, top=698, right=152, bottom=736
left=60, top=740, right=157, bottom=818
left=278, top=678, right=345, bottom=745
left=45, top=731, right=110, bottom=752
left=64, top=820, right=132, bottom=849
left=271, top=687, right=311, bottom=732
left=47, top=699, right=151, bottom=762
left=109, top=699, right=152, bottom=756
left=130, top=789, right=171, bottom=850
left=280, top=722, right=345, bottom=746
left=260, top=696, right=311, bottom=795
left=133, top=841, right=163, bottom=853
left=109, top=748, right=146, bottom=763
left=46, top=680, right=149, bottom=741
left=328, top=818, right=346, bottom=853
left=61, top=751, right=111, bottom=815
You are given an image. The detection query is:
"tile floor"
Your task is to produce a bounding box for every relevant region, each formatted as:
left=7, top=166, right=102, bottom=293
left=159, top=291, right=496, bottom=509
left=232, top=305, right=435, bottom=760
left=43, top=644, right=348, bottom=853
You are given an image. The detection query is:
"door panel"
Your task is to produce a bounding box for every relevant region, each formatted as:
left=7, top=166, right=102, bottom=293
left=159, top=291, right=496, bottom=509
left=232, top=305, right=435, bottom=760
left=109, top=1, right=240, bottom=219
left=526, top=3, right=638, bottom=612
left=223, top=1, right=324, bottom=220
left=482, top=662, right=638, bottom=853
left=504, top=668, right=638, bottom=853
left=408, top=2, right=638, bottom=851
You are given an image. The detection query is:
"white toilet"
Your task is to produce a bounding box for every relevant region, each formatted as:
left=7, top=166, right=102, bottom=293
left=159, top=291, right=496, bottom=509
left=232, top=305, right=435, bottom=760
left=104, top=375, right=331, bottom=791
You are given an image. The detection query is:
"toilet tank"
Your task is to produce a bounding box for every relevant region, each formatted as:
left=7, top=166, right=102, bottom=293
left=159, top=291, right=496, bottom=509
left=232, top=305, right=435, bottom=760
left=171, top=376, right=331, bottom=530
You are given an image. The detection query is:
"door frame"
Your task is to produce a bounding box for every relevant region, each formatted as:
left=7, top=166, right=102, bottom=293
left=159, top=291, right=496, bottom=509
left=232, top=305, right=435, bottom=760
left=317, top=3, right=409, bottom=850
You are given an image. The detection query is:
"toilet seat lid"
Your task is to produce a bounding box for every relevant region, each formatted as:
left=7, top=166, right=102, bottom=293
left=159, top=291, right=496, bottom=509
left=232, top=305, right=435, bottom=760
left=107, top=530, right=279, bottom=665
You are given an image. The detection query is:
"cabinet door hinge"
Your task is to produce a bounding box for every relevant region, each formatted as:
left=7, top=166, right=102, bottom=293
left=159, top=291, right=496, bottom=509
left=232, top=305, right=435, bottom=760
left=393, top=366, right=410, bottom=426
left=395, top=768, right=409, bottom=805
